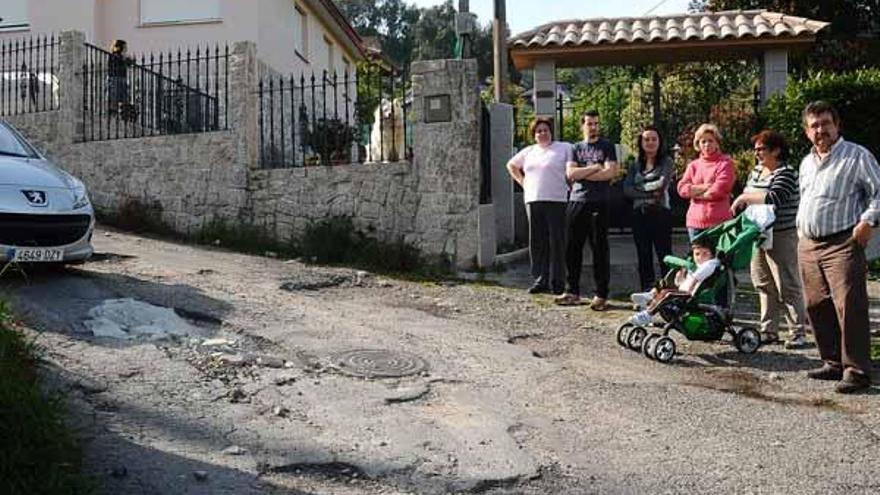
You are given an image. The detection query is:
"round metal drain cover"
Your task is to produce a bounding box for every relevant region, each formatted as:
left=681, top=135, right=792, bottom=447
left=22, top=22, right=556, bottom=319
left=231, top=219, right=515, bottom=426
left=329, top=349, right=427, bottom=378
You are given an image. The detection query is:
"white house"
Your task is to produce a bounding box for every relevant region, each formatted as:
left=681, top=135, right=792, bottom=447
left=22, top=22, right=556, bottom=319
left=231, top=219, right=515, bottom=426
left=0, top=0, right=366, bottom=75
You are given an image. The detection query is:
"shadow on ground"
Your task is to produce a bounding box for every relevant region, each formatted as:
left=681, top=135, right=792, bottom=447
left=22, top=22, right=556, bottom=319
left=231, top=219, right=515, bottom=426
left=3, top=261, right=233, bottom=347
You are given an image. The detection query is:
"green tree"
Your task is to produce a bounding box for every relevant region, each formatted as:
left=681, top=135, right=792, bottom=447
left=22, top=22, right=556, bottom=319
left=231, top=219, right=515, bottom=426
left=336, top=0, right=420, bottom=65
left=338, top=0, right=496, bottom=80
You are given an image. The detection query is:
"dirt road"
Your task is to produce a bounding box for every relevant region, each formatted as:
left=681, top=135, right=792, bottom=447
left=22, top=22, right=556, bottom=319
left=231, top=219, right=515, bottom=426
left=6, top=227, right=880, bottom=494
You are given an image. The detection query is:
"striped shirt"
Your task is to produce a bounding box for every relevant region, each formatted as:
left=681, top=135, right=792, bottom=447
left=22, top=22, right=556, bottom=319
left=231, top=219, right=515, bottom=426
left=796, top=138, right=880, bottom=239
left=743, top=164, right=799, bottom=231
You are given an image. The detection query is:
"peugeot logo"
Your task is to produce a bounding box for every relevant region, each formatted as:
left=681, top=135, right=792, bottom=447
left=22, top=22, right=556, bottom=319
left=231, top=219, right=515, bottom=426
left=22, top=190, right=47, bottom=206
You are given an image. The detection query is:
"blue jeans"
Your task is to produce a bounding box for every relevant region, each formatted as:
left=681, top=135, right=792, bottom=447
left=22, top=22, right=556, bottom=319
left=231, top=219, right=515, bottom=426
left=688, top=227, right=705, bottom=241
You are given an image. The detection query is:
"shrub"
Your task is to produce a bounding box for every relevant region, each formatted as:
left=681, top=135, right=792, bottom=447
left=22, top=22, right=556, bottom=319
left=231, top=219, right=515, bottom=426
left=97, top=198, right=173, bottom=236
left=0, top=301, right=93, bottom=494
left=298, top=215, right=451, bottom=278
left=764, top=69, right=880, bottom=160
left=192, top=218, right=293, bottom=257
left=307, top=117, right=357, bottom=165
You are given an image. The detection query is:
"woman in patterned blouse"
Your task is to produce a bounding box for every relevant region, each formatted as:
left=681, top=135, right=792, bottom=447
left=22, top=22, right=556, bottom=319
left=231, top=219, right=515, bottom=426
left=730, top=130, right=806, bottom=348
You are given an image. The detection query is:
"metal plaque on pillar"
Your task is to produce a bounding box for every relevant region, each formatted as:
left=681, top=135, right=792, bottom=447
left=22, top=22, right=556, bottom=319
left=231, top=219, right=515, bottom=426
left=424, top=94, right=452, bottom=123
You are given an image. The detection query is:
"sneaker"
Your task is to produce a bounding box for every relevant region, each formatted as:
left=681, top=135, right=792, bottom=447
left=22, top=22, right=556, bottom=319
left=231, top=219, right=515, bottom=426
left=761, top=333, right=780, bottom=345
left=784, top=334, right=806, bottom=349
left=554, top=293, right=581, bottom=306
left=806, top=363, right=843, bottom=381
left=527, top=284, right=549, bottom=295
left=630, top=292, right=653, bottom=310
left=590, top=297, right=609, bottom=311
left=836, top=370, right=871, bottom=394
left=630, top=310, right=652, bottom=327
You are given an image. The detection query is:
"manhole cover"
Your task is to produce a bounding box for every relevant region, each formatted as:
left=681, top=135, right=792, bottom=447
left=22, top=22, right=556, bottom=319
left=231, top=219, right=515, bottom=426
left=329, top=349, right=427, bottom=378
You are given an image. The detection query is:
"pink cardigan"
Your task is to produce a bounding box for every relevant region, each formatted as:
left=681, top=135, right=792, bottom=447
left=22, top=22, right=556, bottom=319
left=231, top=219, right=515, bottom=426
left=677, top=152, right=736, bottom=229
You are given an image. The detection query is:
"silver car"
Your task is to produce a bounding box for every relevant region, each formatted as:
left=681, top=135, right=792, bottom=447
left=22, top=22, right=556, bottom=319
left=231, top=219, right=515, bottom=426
left=0, top=120, right=94, bottom=263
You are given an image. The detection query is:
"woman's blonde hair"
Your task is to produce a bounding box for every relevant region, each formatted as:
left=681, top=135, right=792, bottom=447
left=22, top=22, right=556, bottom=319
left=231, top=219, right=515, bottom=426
left=692, top=123, right=722, bottom=151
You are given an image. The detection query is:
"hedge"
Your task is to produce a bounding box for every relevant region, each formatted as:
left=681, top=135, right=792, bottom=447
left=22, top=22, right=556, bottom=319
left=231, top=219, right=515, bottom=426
left=764, top=69, right=880, bottom=160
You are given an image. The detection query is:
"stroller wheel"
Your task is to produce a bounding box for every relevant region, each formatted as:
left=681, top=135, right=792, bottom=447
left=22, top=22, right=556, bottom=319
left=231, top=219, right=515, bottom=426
left=734, top=327, right=761, bottom=354
left=642, top=333, right=661, bottom=358
left=616, top=323, right=634, bottom=348
left=627, top=326, right=648, bottom=351
left=653, top=336, right=676, bottom=363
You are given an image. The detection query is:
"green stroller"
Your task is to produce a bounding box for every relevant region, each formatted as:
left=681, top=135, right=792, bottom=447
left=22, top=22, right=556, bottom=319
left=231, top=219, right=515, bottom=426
left=616, top=213, right=766, bottom=363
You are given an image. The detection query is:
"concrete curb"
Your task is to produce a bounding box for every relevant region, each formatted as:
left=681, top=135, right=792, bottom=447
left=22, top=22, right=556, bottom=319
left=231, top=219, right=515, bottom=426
left=494, top=247, right=529, bottom=266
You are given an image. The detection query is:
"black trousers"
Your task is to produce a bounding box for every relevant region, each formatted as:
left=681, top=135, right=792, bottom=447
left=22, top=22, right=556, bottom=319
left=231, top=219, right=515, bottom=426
left=631, top=206, right=673, bottom=291
left=526, top=201, right=566, bottom=292
left=565, top=201, right=610, bottom=298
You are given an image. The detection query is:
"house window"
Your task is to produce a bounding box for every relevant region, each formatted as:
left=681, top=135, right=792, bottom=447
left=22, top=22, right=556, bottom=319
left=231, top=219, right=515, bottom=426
left=294, top=5, right=309, bottom=60
left=324, top=36, right=335, bottom=73
left=342, top=57, right=351, bottom=76
left=140, top=0, right=220, bottom=24
left=0, top=0, right=29, bottom=29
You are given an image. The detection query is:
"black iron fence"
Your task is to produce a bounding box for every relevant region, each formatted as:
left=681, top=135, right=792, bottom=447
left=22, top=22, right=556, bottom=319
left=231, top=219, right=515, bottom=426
left=81, top=43, right=228, bottom=142
left=257, top=65, right=410, bottom=168
left=0, top=35, right=60, bottom=116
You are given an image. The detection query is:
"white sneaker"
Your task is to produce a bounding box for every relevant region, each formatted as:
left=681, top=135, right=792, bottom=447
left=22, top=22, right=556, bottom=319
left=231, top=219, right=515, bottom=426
left=784, top=334, right=806, bottom=349
left=630, top=292, right=653, bottom=310
left=630, top=310, right=652, bottom=327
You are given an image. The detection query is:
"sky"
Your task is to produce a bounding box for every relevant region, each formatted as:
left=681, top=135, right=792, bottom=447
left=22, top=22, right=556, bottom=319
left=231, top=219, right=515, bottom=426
left=409, top=0, right=694, bottom=36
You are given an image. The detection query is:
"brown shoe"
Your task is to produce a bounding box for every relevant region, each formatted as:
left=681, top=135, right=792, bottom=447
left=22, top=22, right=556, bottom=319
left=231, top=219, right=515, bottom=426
left=554, top=293, right=581, bottom=306
left=835, top=371, right=872, bottom=394
left=807, top=363, right=843, bottom=381
left=589, top=297, right=609, bottom=311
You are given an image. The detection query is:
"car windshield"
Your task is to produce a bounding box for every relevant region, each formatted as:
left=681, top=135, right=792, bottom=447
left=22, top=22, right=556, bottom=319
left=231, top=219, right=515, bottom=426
left=0, top=123, right=37, bottom=158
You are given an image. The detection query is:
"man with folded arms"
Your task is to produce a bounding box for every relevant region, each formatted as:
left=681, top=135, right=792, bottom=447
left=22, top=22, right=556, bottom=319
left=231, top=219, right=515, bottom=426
left=797, top=100, right=878, bottom=394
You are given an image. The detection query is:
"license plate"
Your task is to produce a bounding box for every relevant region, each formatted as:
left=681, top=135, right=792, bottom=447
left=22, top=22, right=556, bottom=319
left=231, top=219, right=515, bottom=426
left=11, top=247, right=64, bottom=262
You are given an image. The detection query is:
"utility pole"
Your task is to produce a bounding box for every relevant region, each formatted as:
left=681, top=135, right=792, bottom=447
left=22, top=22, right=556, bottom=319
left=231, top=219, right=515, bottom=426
left=493, top=0, right=508, bottom=103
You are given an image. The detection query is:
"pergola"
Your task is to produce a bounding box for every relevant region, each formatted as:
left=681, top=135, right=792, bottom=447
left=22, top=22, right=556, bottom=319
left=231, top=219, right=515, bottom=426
left=507, top=9, right=829, bottom=118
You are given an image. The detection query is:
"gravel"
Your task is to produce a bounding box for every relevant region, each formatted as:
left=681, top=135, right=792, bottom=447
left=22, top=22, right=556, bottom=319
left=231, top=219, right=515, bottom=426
left=6, top=226, right=880, bottom=495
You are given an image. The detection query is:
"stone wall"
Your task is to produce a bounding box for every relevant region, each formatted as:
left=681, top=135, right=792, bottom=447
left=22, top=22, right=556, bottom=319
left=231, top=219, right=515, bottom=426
left=246, top=162, right=418, bottom=245
left=5, top=32, right=482, bottom=268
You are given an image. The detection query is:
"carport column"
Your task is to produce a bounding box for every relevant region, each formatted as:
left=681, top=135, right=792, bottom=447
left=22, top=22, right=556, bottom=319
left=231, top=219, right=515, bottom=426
left=58, top=30, right=86, bottom=144
left=533, top=60, right=557, bottom=130
left=760, top=49, right=788, bottom=104
left=489, top=102, right=514, bottom=246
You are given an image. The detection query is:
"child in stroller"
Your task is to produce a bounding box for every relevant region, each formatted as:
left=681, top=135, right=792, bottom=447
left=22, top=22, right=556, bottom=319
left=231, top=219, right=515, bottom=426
left=616, top=213, right=765, bottom=363
left=629, top=236, right=720, bottom=320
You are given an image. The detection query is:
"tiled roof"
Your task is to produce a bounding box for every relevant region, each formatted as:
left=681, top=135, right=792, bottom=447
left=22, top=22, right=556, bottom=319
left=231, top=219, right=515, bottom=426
left=509, top=10, right=829, bottom=49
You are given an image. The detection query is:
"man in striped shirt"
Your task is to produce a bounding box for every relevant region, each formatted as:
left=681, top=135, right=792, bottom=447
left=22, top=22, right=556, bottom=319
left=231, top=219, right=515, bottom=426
left=797, top=100, right=879, bottom=394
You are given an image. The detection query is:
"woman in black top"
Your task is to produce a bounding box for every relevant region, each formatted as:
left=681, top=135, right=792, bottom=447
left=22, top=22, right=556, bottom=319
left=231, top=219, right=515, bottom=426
left=108, top=39, right=131, bottom=115
left=623, top=126, right=674, bottom=291
left=730, top=130, right=806, bottom=348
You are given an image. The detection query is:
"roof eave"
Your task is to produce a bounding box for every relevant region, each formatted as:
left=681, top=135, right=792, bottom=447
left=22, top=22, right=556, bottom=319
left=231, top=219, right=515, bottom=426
left=510, top=36, right=820, bottom=70
left=304, top=0, right=367, bottom=62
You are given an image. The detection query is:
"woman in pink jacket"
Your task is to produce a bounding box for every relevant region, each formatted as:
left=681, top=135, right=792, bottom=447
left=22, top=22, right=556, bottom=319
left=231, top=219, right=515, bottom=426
left=677, top=123, right=736, bottom=240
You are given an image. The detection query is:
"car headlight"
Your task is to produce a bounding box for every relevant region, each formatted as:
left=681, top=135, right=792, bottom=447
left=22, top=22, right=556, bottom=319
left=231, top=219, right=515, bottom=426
left=72, top=182, right=91, bottom=210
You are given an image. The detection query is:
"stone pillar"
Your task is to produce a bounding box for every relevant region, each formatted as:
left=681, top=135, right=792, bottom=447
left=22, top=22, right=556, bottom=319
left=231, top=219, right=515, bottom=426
left=489, top=102, right=514, bottom=246
left=409, top=59, right=481, bottom=269
left=760, top=49, right=788, bottom=104
left=58, top=30, right=86, bottom=144
left=533, top=59, right=556, bottom=128
left=228, top=41, right=259, bottom=169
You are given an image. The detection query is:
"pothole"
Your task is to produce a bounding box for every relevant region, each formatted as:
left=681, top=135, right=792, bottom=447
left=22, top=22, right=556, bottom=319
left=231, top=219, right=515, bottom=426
left=265, top=462, right=366, bottom=481
left=279, top=272, right=353, bottom=292
left=328, top=349, right=428, bottom=378
left=83, top=298, right=200, bottom=340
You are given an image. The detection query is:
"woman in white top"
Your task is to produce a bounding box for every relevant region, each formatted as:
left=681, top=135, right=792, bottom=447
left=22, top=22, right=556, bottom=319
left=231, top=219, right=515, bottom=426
left=506, top=117, right=571, bottom=294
